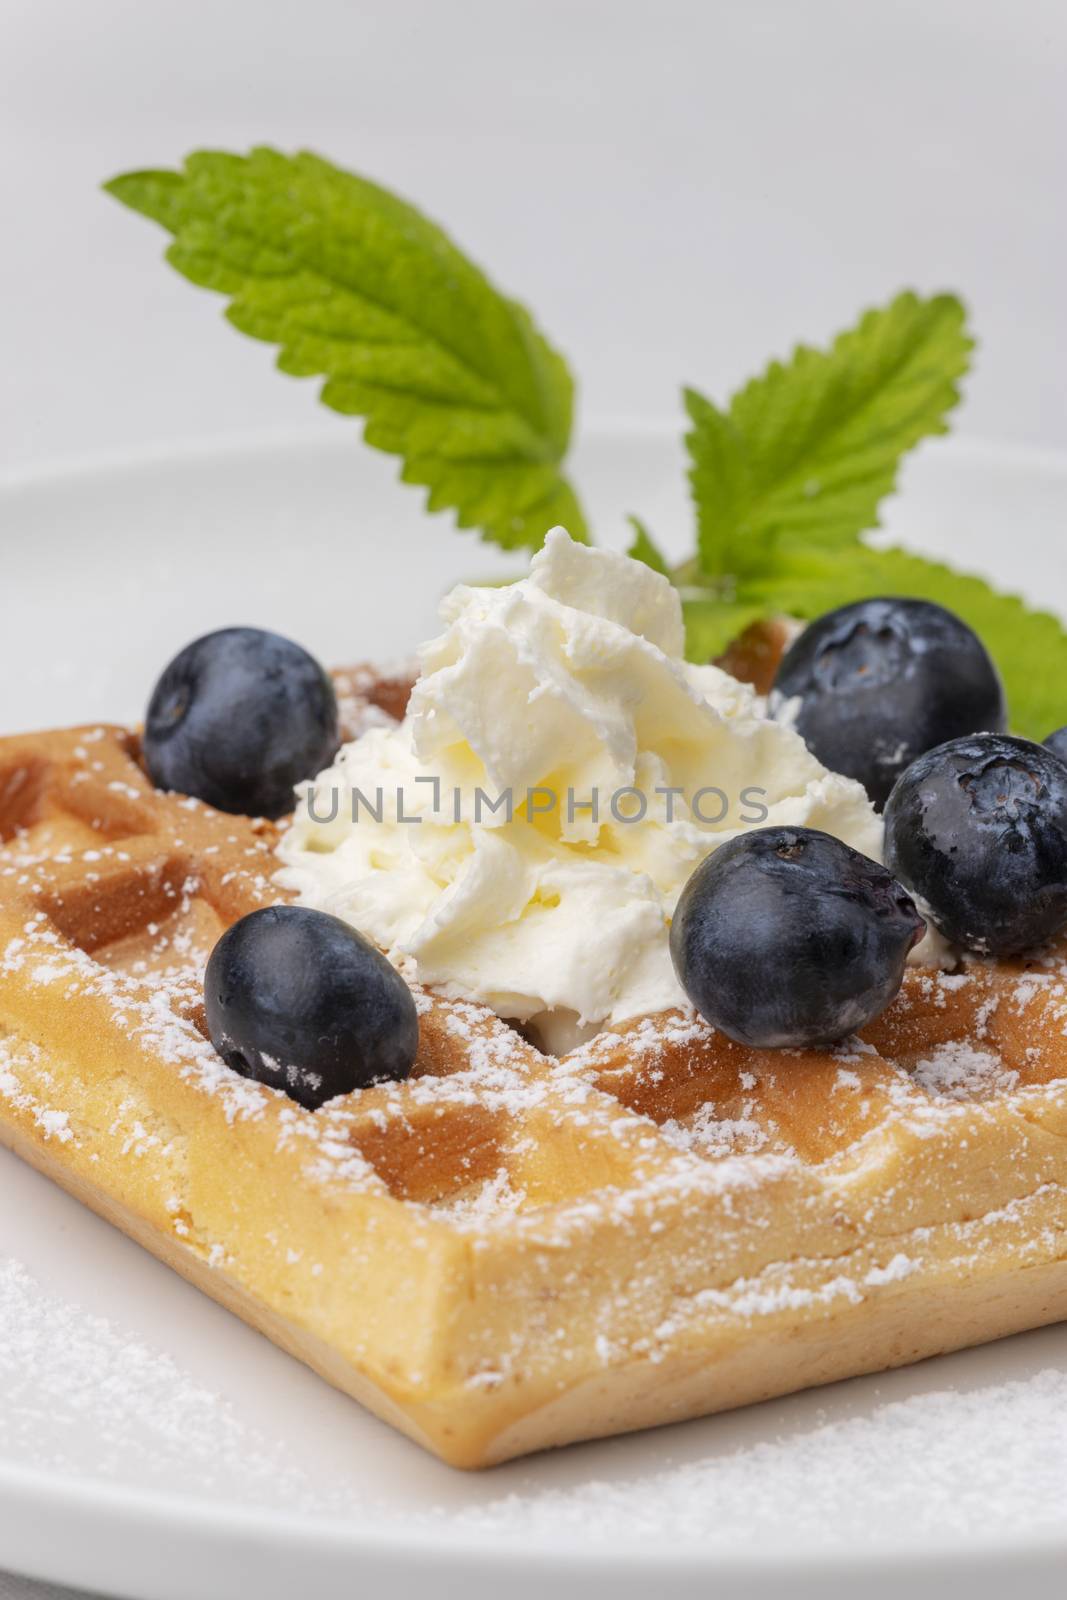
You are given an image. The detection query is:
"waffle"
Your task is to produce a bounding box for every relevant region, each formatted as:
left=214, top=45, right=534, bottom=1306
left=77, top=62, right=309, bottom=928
left=1, top=681, right=1067, bottom=1469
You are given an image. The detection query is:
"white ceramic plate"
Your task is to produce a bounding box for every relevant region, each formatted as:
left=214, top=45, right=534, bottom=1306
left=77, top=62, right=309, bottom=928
left=2, top=427, right=1067, bottom=1600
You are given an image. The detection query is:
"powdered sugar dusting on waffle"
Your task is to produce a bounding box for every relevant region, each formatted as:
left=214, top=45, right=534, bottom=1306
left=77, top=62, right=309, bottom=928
left=4, top=1254, right=1066, bottom=1546
left=1, top=920, right=268, bottom=1121
left=659, top=1100, right=770, bottom=1158
left=4, top=840, right=1067, bottom=1246
left=0, top=1030, right=75, bottom=1146
left=559, top=1008, right=715, bottom=1074
left=331, top=659, right=416, bottom=740
left=911, top=1040, right=1020, bottom=1100
left=3, top=709, right=1067, bottom=1394
left=436, top=1168, right=528, bottom=1222
left=0, top=917, right=549, bottom=1200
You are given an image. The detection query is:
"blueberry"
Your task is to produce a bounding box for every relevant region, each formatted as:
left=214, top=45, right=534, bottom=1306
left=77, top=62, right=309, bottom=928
left=144, top=628, right=339, bottom=819
left=772, top=598, right=1007, bottom=808
left=669, top=827, right=925, bottom=1049
left=884, top=734, right=1067, bottom=956
left=1044, top=726, right=1067, bottom=767
left=205, top=905, right=418, bottom=1109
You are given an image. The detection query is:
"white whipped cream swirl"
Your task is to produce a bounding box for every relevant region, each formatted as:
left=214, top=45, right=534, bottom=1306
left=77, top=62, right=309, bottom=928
left=276, top=530, right=884, bottom=1048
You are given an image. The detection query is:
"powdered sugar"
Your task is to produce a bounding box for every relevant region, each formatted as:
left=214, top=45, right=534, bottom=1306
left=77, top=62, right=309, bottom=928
left=331, top=659, right=416, bottom=740
left=863, top=1251, right=918, bottom=1286
left=0, top=1033, right=76, bottom=1146
left=911, top=1040, right=1020, bottom=1100
left=1, top=923, right=270, bottom=1127
left=0, top=1256, right=322, bottom=1505
left=659, top=1100, right=770, bottom=1158
left=437, top=1361, right=1067, bottom=1550
left=3, top=1249, right=1066, bottom=1551
left=435, top=1167, right=527, bottom=1222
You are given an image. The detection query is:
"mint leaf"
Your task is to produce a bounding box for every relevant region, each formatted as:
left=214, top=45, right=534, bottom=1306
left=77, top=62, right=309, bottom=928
left=686, top=291, right=972, bottom=571
left=106, top=149, right=587, bottom=550
left=683, top=390, right=752, bottom=578
left=682, top=597, right=770, bottom=662
left=625, top=515, right=670, bottom=576
left=683, top=542, right=1067, bottom=741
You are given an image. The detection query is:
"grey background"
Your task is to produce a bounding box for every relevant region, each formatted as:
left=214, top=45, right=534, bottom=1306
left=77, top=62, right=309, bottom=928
left=1, top=1, right=1065, bottom=1595
left=2, top=0, right=1066, bottom=475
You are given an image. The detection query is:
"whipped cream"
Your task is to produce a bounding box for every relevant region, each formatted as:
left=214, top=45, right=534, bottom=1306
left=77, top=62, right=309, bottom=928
left=277, top=530, right=885, bottom=1047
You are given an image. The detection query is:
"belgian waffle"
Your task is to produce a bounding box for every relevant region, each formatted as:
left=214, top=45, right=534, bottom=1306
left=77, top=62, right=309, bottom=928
left=1, top=679, right=1066, bottom=1468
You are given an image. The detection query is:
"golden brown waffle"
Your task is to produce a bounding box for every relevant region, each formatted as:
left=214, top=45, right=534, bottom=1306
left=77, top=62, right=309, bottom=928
left=713, top=615, right=800, bottom=695
left=1, top=683, right=1067, bottom=1468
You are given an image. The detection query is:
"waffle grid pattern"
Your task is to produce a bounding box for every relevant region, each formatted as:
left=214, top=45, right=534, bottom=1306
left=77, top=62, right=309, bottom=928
left=1, top=683, right=1066, bottom=1465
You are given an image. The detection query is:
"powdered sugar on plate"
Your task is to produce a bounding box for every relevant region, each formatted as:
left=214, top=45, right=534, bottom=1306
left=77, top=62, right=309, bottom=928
left=2, top=1249, right=1066, bottom=1552
left=0, top=1256, right=319, bottom=1508
left=440, top=1362, right=1067, bottom=1549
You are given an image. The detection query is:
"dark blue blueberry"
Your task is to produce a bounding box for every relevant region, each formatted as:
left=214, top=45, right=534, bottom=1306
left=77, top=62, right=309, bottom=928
left=772, top=598, right=1006, bottom=808
left=669, top=827, right=924, bottom=1049
left=884, top=734, right=1067, bottom=956
left=205, top=905, right=418, bottom=1109
left=1044, top=726, right=1067, bottom=767
left=144, top=627, right=339, bottom=819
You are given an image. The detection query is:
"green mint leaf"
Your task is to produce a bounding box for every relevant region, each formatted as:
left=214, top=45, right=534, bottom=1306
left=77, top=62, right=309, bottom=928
left=686, top=290, right=972, bottom=573
left=105, top=149, right=587, bottom=550
left=625, top=515, right=670, bottom=576
left=681, top=597, right=770, bottom=663
left=683, top=541, right=1066, bottom=741
left=683, top=390, right=753, bottom=578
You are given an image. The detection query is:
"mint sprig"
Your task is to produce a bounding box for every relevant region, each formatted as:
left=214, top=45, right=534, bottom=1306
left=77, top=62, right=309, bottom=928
left=687, top=291, right=972, bottom=571
left=696, top=541, right=1067, bottom=742
left=625, top=515, right=670, bottom=577
left=107, top=155, right=1066, bottom=741
left=665, top=289, right=1067, bottom=740
left=105, top=149, right=587, bottom=549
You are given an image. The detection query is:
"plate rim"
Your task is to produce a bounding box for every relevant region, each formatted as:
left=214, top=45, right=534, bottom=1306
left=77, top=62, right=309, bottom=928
left=3, top=419, right=1067, bottom=495
left=3, top=423, right=1067, bottom=1587
left=3, top=1449, right=1067, bottom=1579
